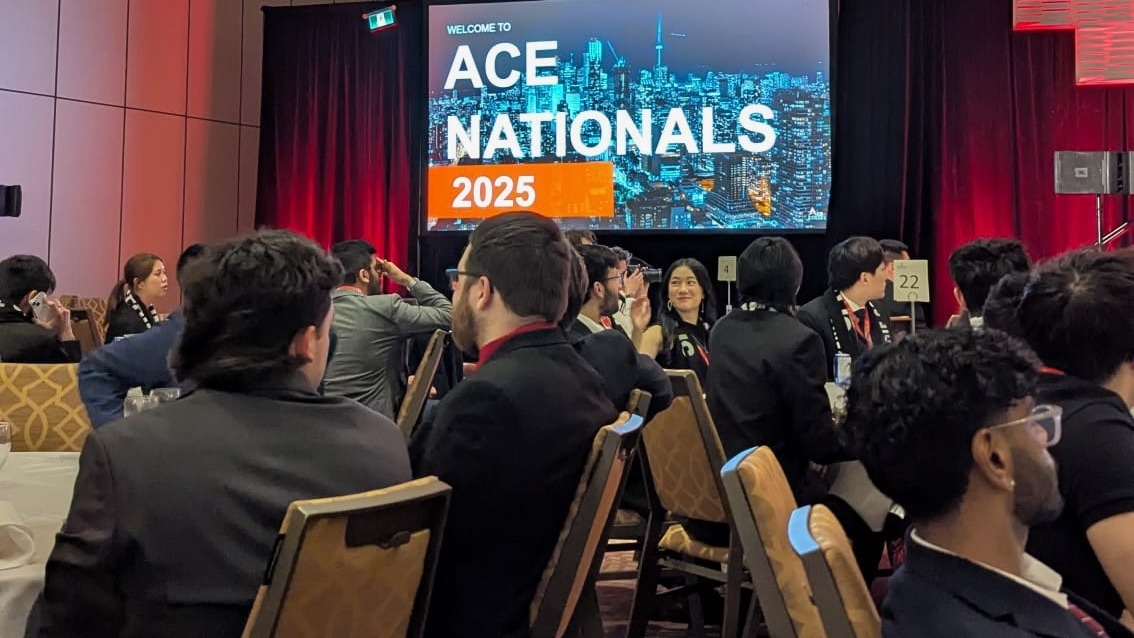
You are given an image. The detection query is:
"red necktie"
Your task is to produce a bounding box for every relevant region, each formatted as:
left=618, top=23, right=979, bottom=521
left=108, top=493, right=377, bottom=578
left=600, top=316, right=612, bottom=330
left=1067, top=602, right=1110, bottom=637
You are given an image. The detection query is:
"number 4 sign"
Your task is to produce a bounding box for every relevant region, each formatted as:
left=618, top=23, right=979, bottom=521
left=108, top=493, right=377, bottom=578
left=717, top=256, right=737, bottom=282
left=892, top=259, right=931, bottom=302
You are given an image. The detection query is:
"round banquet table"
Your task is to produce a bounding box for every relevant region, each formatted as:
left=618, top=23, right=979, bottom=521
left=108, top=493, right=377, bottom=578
left=0, top=452, right=80, bottom=638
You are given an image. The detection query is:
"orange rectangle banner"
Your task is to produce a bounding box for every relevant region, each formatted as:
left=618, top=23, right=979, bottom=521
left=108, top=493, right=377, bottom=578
left=428, top=162, right=614, bottom=220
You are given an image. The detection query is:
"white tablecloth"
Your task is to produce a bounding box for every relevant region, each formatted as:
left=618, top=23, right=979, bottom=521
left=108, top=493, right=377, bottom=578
left=0, top=452, right=80, bottom=638
left=824, top=383, right=895, bottom=531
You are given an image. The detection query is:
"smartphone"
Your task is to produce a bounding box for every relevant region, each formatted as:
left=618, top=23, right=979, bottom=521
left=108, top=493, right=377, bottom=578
left=30, top=292, right=51, bottom=322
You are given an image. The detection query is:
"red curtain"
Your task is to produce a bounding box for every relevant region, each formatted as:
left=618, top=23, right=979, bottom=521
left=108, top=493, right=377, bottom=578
left=931, top=0, right=1134, bottom=322
left=256, top=3, right=420, bottom=276
left=831, top=0, right=1134, bottom=325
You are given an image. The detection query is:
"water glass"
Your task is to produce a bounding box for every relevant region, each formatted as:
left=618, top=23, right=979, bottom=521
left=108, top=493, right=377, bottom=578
left=123, top=395, right=160, bottom=418
left=0, top=422, right=10, bottom=471
left=151, top=387, right=181, bottom=404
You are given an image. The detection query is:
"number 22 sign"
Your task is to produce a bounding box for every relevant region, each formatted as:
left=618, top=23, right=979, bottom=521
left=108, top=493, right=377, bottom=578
left=892, top=259, right=930, bottom=302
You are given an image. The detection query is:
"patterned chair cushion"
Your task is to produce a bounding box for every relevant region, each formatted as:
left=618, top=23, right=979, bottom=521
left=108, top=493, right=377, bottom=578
left=658, top=523, right=729, bottom=563
left=809, top=505, right=882, bottom=637
left=70, top=297, right=108, bottom=343
left=275, top=519, right=431, bottom=638
left=0, top=364, right=91, bottom=452
left=641, top=397, right=727, bottom=523
left=739, top=448, right=825, bottom=636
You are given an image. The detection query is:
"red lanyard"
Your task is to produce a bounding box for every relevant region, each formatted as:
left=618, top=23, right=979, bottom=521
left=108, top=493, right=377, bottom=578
left=695, top=343, right=710, bottom=367
left=842, top=300, right=873, bottom=349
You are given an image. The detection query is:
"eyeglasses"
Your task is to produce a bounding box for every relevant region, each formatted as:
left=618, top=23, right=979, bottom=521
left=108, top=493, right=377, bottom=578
left=445, top=268, right=483, bottom=288
left=986, top=404, right=1062, bottom=447
left=605, top=274, right=624, bottom=285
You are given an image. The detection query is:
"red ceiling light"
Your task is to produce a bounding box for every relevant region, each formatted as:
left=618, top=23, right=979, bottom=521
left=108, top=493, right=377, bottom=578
left=1014, top=0, right=1134, bottom=85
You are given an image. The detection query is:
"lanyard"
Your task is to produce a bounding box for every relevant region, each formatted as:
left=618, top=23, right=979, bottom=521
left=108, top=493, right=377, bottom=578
left=124, top=292, right=154, bottom=329
left=695, top=342, right=710, bottom=367
left=842, top=299, right=873, bottom=349
left=740, top=302, right=777, bottom=313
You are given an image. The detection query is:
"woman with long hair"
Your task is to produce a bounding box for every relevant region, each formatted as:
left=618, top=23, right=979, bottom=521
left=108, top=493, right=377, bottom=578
left=105, top=253, right=168, bottom=343
left=638, top=257, right=717, bottom=384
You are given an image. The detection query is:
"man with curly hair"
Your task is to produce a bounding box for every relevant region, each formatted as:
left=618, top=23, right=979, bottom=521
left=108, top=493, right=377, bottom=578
left=845, top=329, right=1131, bottom=637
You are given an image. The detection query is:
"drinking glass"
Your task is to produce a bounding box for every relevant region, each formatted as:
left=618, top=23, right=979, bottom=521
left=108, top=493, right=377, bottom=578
left=123, top=395, right=159, bottom=418
left=151, top=387, right=181, bottom=404
left=0, top=422, right=11, bottom=471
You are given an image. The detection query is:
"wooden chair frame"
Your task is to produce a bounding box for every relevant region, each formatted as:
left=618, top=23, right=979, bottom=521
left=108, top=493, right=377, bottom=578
left=242, top=478, right=451, bottom=638
left=396, top=329, right=448, bottom=440
left=598, top=389, right=656, bottom=580
left=628, top=370, right=754, bottom=638
left=530, top=415, right=644, bottom=638
left=789, top=505, right=880, bottom=638
left=721, top=446, right=800, bottom=638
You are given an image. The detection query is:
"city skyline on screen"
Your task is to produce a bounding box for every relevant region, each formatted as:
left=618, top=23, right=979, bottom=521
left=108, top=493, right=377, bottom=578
left=426, top=0, right=832, bottom=232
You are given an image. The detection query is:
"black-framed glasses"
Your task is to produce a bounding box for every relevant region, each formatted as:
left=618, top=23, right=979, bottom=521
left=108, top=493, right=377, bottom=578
left=446, top=268, right=483, bottom=288
left=605, top=274, right=624, bottom=285
left=986, top=404, right=1063, bottom=447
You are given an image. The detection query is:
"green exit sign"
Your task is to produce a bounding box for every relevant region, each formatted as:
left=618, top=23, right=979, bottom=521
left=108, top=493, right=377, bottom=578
left=366, top=6, right=396, bottom=32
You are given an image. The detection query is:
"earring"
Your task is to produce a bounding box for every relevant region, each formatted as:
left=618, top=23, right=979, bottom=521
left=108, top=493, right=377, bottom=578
left=666, top=300, right=673, bottom=311
left=1010, top=479, right=1016, bottom=490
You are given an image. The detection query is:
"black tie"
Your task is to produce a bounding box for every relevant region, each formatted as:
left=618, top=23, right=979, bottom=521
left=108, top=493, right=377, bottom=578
left=854, top=308, right=867, bottom=322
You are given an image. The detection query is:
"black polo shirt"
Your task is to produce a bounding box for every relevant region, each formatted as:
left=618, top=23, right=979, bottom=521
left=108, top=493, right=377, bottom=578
left=1026, top=372, right=1134, bottom=617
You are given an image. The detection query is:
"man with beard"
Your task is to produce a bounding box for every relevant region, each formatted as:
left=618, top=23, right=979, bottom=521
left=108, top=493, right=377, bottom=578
left=844, top=329, right=1132, bottom=637
left=570, top=244, right=624, bottom=338
left=409, top=212, right=618, bottom=638
left=322, top=239, right=451, bottom=419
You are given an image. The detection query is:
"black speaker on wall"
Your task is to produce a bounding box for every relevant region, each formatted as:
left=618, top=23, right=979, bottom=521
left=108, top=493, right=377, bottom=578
left=0, top=185, right=21, bottom=218
left=1054, top=152, right=1126, bottom=195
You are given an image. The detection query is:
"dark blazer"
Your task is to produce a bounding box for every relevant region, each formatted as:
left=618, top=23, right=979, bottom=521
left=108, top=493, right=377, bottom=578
left=567, top=318, right=593, bottom=341
left=410, top=327, right=618, bottom=638
left=27, top=377, right=412, bottom=638
left=706, top=308, right=850, bottom=504
left=796, top=289, right=892, bottom=378
left=104, top=294, right=159, bottom=344
left=0, top=304, right=81, bottom=363
left=569, top=327, right=674, bottom=420
left=883, top=534, right=1134, bottom=638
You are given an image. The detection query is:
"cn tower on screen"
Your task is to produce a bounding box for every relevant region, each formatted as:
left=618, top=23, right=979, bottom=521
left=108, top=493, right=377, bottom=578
left=655, top=13, right=664, bottom=68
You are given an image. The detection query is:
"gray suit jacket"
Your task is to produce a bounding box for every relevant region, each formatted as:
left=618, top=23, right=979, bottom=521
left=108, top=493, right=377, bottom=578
left=323, top=281, right=452, bottom=418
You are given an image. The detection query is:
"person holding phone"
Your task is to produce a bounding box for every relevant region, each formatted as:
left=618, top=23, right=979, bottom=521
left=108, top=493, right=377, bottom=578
left=0, top=255, right=80, bottom=363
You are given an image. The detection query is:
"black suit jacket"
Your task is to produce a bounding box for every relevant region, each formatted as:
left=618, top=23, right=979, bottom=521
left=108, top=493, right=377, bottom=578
left=410, top=328, right=618, bottom=638
left=0, top=306, right=81, bottom=363
left=28, top=377, right=412, bottom=638
left=883, top=534, right=1134, bottom=638
left=104, top=299, right=159, bottom=344
left=796, top=289, right=892, bottom=379
left=706, top=309, right=850, bottom=504
left=569, top=327, right=673, bottom=420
